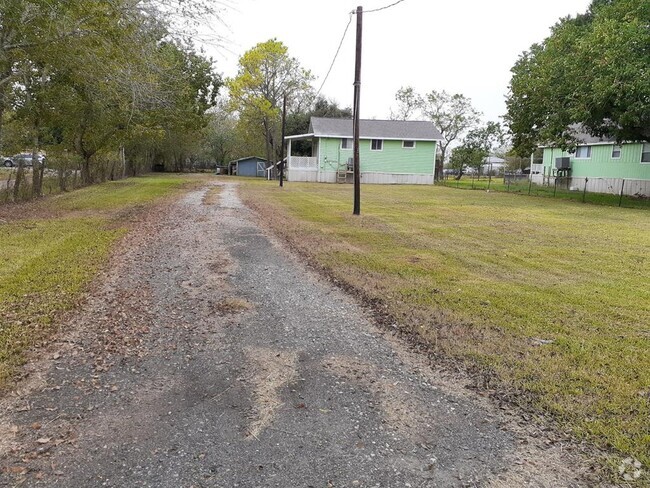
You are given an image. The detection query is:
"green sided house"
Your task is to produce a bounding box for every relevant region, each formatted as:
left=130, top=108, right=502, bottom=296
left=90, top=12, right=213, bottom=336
left=532, top=129, right=650, bottom=197
left=284, top=117, right=442, bottom=184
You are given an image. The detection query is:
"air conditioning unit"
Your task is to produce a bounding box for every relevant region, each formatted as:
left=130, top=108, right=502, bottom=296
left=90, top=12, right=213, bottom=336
left=556, top=157, right=571, bottom=170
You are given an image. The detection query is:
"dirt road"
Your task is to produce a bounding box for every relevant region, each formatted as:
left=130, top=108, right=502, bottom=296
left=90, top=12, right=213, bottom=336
left=0, top=182, right=595, bottom=487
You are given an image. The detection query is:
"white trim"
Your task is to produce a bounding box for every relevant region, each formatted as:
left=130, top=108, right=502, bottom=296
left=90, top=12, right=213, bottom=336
left=402, top=140, right=416, bottom=149
left=641, top=143, right=650, bottom=164
left=229, top=156, right=267, bottom=164
left=574, top=146, right=592, bottom=159
left=370, top=139, right=383, bottom=151
left=340, top=138, right=352, bottom=150
left=285, top=133, right=314, bottom=140
left=539, top=140, right=642, bottom=148
left=611, top=144, right=621, bottom=159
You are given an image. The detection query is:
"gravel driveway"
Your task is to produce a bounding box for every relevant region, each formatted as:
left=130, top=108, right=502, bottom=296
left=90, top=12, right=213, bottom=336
left=0, top=181, right=594, bottom=487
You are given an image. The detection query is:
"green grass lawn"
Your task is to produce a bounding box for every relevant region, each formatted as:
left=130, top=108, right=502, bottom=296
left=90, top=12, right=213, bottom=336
left=240, top=179, right=650, bottom=482
left=0, top=174, right=195, bottom=387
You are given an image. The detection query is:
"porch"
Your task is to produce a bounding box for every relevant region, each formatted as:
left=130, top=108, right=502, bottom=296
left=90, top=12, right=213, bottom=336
left=285, top=133, right=320, bottom=182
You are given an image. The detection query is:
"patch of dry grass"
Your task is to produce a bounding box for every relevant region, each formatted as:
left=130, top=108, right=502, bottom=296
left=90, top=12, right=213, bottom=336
left=239, top=179, right=650, bottom=483
left=245, top=347, right=298, bottom=438
left=201, top=186, right=221, bottom=205
left=213, top=297, right=252, bottom=315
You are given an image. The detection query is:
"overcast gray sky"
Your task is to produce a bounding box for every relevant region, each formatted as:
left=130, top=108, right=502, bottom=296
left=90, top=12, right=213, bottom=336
left=208, top=0, right=591, bottom=124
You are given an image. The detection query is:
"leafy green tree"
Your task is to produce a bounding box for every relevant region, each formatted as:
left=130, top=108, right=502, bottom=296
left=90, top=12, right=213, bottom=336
left=1, top=0, right=223, bottom=198
left=420, top=90, right=482, bottom=179
left=227, top=39, right=313, bottom=164
left=126, top=41, right=221, bottom=172
left=450, top=122, right=505, bottom=177
left=449, top=146, right=482, bottom=178
left=505, top=0, right=650, bottom=156
left=285, top=96, right=351, bottom=156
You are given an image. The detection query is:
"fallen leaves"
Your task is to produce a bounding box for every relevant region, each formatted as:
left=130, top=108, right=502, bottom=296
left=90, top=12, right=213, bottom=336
left=3, top=465, right=28, bottom=475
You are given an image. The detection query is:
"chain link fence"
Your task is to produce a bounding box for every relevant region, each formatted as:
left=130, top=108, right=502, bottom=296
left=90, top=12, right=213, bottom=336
left=441, top=173, right=650, bottom=209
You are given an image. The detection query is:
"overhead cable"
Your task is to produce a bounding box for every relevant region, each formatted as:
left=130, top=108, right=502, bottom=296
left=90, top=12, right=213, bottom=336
left=364, top=0, right=406, bottom=14
left=315, top=12, right=353, bottom=98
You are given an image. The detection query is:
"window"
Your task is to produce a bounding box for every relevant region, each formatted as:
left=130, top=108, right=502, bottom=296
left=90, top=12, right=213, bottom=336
left=341, top=138, right=352, bottom=150
left=612, top=145, right=621, bottom=159
left=642, top=143, right=650, bottom=163
left=370, top=139, right=383, bottom=151
left=575, top=146, right=591, bottom=159
left=402, top=140, right=416, bottom=149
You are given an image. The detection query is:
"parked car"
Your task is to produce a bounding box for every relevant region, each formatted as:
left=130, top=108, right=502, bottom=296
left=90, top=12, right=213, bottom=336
left=3, top=153, right=46, bottom=167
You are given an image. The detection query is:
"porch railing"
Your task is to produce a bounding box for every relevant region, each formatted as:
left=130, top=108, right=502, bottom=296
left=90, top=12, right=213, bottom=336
left=288, top=156, right=318, bottom=170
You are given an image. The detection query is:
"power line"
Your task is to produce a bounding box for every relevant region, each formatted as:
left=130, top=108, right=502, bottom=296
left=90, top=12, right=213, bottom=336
left=365, top=0, right=406, bottom=13
left=315, top=12, right=353, bottom=98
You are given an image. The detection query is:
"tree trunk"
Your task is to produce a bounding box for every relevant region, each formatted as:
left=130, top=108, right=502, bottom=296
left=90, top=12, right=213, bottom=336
left=31, top=123, right=42, bottom=198
left=81, top=157, right=92, bottom=185
left=121, top=146, right=126, bottom=179
left=58, top=168, right=67, bottom=192
left=13, top=161, right=25, bottom=201
left=0, top=104, right=4, bottom=158
left=109, top=157, right=117, bottom=181
left=435, top=147, right=446, bottom=182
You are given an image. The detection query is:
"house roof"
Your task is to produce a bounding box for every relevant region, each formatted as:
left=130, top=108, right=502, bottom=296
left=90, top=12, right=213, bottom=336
left=569, top=124, right=617, bottom=145
left=483, top=156, right=505, bottom=164
left=228, top=156, right=267, bottom=164
left=540, top=124, right=618, bottom=148
left=286, top=117, right=442, bottom=141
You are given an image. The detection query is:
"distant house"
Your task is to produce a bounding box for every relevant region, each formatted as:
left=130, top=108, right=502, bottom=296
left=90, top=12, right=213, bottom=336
left=533, top=129, right=650, bottom=196
left=284, top=117, right=442, bottom=184
left=229, top=156, right=268, bottom=177
left=481, top=156, right=506, bottom=175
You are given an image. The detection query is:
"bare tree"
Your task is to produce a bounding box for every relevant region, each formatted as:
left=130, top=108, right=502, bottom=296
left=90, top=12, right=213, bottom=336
left=389, top=86, right=423, bottom=120
left=420, top=90, right=482, bottom=180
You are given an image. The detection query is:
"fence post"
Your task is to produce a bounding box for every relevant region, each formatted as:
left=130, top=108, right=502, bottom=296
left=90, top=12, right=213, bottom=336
left=528, top=177, right=532, bottom=195
left=488, top=172, right=492, bottom=191
left=553, top=177, right=558, bottom=197
left=619, top=179, right=625, bottom=207
left=582, top=177, right=588, bottom=203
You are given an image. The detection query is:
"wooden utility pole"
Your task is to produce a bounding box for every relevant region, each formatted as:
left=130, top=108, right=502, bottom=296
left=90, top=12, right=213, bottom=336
left=279, top=93, right=287, bottom=187
left=352, top=5, right=362, bottom=215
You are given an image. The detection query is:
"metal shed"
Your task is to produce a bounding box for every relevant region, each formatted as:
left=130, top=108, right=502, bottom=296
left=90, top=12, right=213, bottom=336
left=229, top=156, right=268, bottom=177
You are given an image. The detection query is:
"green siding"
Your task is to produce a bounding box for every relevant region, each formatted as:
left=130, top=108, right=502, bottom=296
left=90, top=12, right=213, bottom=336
left=542, top=143, right=650, bottom=179
left=318, top=137, right=436, bottom=175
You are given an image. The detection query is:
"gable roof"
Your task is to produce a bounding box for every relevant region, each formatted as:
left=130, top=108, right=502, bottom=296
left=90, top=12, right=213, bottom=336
left=483, top=156, right=505, bottom=164
left=228, top=156, right=267, bottom=164
left=540, top=124, right=619, bottom=148
left=568, top=124, right=617, bottom=145
left=305, top=117, right=442, bottom=141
